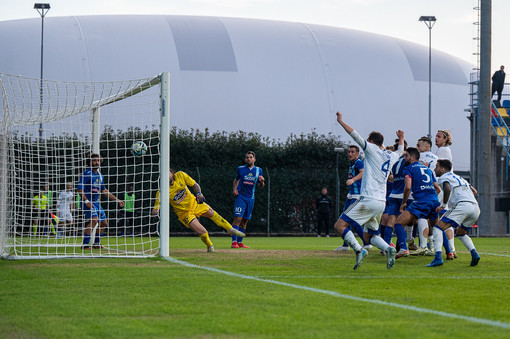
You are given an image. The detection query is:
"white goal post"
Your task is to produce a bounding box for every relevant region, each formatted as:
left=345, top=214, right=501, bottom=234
left=0, top=72, right=170, bottom=259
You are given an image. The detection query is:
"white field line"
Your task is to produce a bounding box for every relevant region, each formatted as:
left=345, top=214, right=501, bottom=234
left=254, top=275, right=510, bottom=279
left=164, top=256, right=510, bottom=330
left=478, top=252, right=510, bottom=258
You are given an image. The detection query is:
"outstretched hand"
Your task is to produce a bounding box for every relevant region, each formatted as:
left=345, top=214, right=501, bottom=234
left=336, top=111, right=343, bottom=124
left=396, top=129, right=404, bottom=140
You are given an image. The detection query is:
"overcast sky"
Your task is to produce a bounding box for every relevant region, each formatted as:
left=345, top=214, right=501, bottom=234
left=2, top=0, right=509, bottom=72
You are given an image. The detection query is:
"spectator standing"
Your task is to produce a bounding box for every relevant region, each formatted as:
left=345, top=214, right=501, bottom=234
left=492, top=65, right=505, bottom=103
left=119, top=185, right=137, bottom=236
left=315, top=187, right=332, bottom=237
left=57, top=182, right=75, bottom=237
left=32, top=188, right=48, bottom=235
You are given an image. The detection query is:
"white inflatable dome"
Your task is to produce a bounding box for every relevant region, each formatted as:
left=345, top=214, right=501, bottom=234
left=0, top=15, right=472, bottom=169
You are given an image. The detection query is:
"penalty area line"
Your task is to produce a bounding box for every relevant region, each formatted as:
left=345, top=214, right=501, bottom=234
left=163, top=256, right=510, bottom=330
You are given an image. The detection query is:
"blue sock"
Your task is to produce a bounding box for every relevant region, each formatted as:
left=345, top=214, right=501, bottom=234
left=435, top=251, right=442, bottom=260
left=442, top=230, right=451, bottom=253
left=394, top=223, right=408, bottom=250
left=83, top=234, right=91, bottom=245
left=352, top=224, right=366, bottom=245
left=383, top=226, right=393, bottom=245
left=94, top=233, right=102, bottom=244
left=237, top=227, right=245, bottom=243
left=231, top=225, right=239, bottom=242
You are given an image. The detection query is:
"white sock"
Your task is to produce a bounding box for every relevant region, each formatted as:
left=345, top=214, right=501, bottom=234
left=406, top=226, right=414, bottom=242
left=370, top=235, right=390, bottom=251
left=433, top=227, right=443, bottom=253
left=446, top=227, right=456, bottom=251
left=458, top=235, right=475, bottom=252
left=417, top=219, right=428, bottom=248
left=343, top=230, right=362, bottom=252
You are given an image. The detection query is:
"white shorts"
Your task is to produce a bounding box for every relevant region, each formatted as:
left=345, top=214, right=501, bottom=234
left=342, top=196, right=385, bottom=232
left=441, top=201, right=480, bottom=228
left=58, top=210, right=73, bottom=222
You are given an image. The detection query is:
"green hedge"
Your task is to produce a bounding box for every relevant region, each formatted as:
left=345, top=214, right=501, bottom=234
left=13, top=127, right=352, bottom=235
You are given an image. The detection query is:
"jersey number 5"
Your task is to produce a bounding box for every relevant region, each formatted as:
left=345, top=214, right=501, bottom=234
left=420, top=167, right=431, bottom=183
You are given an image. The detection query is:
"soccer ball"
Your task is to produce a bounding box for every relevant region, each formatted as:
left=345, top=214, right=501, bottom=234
left=131, top=141, right=147, bottom=157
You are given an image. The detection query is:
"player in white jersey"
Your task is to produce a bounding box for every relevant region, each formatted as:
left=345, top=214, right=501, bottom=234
left=427, top=159, right=481, bottom=267
left=334, top=111, right=404, bottom=270
left=434, top=130, right=457, bottom=257
left=58, top=182, right=75, bottom=235
left=417, top=136, right=438, bottom=171
left=435, top=130, right=453, bottom=161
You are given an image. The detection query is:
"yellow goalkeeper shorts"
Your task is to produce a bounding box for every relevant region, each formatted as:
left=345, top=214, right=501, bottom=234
left=177, top=202, right=211, bottom=227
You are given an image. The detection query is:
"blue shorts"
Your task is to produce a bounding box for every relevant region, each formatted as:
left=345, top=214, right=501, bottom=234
left=83, top=201, right=107, bottom=222
left=234, top=195, right=255, bottom=220
left=342, top=198, right=358, bottom=212
left=383, top=199, right=391, bottom=215
left=405, top=200, right=440, bottom=221
left=387, top=197, right=414, bottom=216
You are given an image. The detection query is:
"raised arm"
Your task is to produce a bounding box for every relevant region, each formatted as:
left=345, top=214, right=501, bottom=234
left=336, top=111, right=365, bottom=148
left=395, top=130, right=405, bottom=155
left=336, top=112, right=354, bottom=134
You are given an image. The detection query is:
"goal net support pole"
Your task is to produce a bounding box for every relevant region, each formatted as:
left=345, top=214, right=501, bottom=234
left=159, top=72, right=170, bottom=258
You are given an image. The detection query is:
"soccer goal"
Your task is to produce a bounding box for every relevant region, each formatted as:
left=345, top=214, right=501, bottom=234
left=0, top=72, right=170, bottom=259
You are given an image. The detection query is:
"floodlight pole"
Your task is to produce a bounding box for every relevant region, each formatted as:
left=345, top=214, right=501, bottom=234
left=419, top=16, right=436, bottom=140
left=34, top=3, right=50, bottom=140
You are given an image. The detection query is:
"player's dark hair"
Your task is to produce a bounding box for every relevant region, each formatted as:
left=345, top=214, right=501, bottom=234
left=246, top=151, right=256, bottom=158
left=349, top=145, right=360, bottom=153
left=437, top=159, right=452, bottom=172
left=86, top=153, right=103, bottom=167
left=406, top=147, right=420, bottom=161
left=393, top=138, right=408, bottom=151
left=367, top=131, right=384, bottom=146
left=418, top=136, right=432, bottom=147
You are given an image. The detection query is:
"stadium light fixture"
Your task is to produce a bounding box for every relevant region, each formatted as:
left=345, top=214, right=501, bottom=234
left=34, top=3, right=51, bottom=140
left=419, top=15, right=436, bottom=140
left=334, top=147, right=345, bottom=220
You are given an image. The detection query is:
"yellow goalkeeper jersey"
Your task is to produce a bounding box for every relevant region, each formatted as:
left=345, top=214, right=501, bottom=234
left=154, top=171, right=198, bottom=215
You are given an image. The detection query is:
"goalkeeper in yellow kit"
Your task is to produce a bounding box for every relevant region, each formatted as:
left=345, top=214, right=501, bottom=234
left=152, top=169, right=245, bottom=252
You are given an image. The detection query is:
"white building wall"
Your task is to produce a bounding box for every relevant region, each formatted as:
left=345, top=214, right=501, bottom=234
left=0, top=15, right=472, bottom=169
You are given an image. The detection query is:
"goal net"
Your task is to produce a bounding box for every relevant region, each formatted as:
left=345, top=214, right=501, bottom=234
left=0, top=72, right=170, bottom=259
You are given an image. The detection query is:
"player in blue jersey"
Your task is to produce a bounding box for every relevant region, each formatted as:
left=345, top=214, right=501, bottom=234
left=413, top=136, right=440, bottom=255
left=334, top=145, right=365, bottom=251
left=427, top=159, right=481, bottom=267
left=394, top=147, right=441, bottom=258
left=231, top=151, right=265, bottom=248
left=382, top=140, right=410, bottom=254
left=77, top=153, right=124, bottom=250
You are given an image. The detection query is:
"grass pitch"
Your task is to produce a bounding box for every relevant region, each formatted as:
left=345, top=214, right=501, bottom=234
left=1, top=236, right=509, bottom=338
